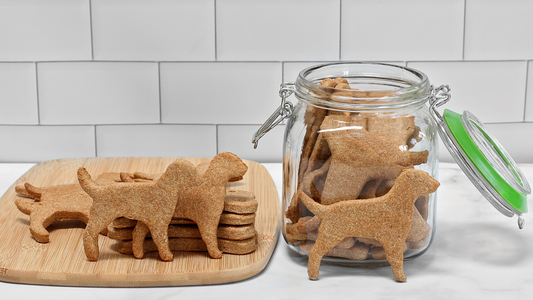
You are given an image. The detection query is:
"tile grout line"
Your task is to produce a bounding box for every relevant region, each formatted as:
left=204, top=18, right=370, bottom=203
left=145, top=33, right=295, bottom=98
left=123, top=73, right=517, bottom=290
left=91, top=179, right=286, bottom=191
left=339, top=0, right=342, bottom=60
left=214, top=0, right=218, bottom=61
left=524, top=60, right=530, bottom=122
left=5, top=59, right=533, bottom=64
left=90, top=0, right=96, bottom=157
left=89, top=0, right=94, bottom=60
left=94, top=125, right=98, bottom=157
left=215, top=124, right=219, bottom=154
left=34, top=62, right=41, bottom=125
left=462, top=0, right=466, bottom=60
left=158, top=62, right=163, bottom=123
left=281, top=61, right=285, bottom=83
left=89, top=0, right=98, bottom=157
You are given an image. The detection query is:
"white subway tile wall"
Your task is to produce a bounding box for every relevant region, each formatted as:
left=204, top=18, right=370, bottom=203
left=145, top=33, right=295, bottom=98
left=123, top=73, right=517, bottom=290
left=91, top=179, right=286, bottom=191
left=464, top=0, right=533, bottom=60
left=0, top=0, right=532, bottom=164
left=0, top=125, right=95, bottom=162
left=341, top=0, right=465, bottom=61
left=160, top=62, right=281, bottom=124
left=406, top=61, right=528, bottom=123
left=0, top=63, right=38, bottom=124
left=216, top=0, right=340, bottom=61
left=92, top=0, right=215, bottom=61
left=0, top=0, right=92, bottom=61
left=38, top=62, right=160, bottom=125
left=96, top=124, right=217, bottom=158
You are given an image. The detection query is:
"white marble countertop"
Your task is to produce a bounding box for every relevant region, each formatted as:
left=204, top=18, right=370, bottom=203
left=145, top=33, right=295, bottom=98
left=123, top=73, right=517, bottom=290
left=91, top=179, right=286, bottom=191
left=1, top=162, right=533, bottom=300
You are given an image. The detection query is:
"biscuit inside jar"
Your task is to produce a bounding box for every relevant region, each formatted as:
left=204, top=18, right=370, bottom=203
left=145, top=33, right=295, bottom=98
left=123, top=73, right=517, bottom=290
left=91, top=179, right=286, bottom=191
left=286, top=77, right=432, bottom=261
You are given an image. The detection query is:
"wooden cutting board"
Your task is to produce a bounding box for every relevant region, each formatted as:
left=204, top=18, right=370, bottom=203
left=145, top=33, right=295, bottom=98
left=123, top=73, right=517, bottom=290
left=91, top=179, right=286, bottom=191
left=0, top=157, right=280, bottom=287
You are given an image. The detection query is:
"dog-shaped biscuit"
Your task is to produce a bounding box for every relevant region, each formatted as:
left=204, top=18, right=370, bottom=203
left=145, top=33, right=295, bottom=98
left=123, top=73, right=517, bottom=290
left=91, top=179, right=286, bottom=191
left=131, top=152, right=249, bottom=259
left=299, top=168, right=439, bottom=282
left=14, top=172, right=132, bottom=243
left=78, top=159, right=201, bottom=261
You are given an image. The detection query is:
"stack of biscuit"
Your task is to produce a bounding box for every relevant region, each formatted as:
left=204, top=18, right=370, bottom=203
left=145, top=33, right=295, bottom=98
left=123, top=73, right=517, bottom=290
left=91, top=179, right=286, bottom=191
left=14, top=153, right=259, bottom=260
left=286, top=77, right=433, bottom=261
left=108, top=190, right=259, bottom=256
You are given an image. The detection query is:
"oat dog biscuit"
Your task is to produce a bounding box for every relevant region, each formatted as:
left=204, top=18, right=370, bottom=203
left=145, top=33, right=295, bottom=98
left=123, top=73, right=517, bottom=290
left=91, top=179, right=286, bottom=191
left=320, top=114, right=428, bottom=205
left=108, top=223, right=256, bottom=241
left=300, top=240, right=369, bottom=261
left=78, top=159, right=202, bottom=261
left=362, top=115, right=420, bottom=198
left=132, top=161, right=245, bottom=183
left=119, top=235, right=258, bottom=256
left=292, top=78, right=343, bottom=219
left=113, top=211, right=256, bottom=229
left=14, top=172, right=127, bottom=243
left=285, top=216, right=319, bottom=243
left=299, top=169, right=439, bottom=282
left=111, top=189, right=258, bottom=230
left=131, top=152, right=249, bottom=260
left=223, top=190, right=257, bottom=214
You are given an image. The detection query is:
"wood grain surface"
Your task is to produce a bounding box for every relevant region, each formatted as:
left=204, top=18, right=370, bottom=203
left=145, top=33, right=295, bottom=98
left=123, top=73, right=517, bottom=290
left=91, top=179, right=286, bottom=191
left=0, top=157, right=280, bottom=287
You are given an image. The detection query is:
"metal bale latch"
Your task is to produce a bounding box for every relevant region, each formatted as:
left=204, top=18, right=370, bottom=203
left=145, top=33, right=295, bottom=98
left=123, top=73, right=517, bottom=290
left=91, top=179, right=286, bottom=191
left=252, top=83, right=295, bottom=149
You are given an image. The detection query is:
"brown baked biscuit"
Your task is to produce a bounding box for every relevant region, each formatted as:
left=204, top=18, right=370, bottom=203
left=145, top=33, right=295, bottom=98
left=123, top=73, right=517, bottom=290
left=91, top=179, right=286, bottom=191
left=407, top=125, right=423, bottom=149
left=219, top=212, right=256, bottom=225
left=369, top=244, right=408, bottom=261
left=14, top=172, right=127, bottom=243
left=366, top=115, right=417, bottom=149
left=222, top=190, right=257, bottom=214
left=113, top=211, right=257, bottom=229
left=362, top=115, right=420, bottom=197
left=119, top=234, right=258, bottom=256
left=415, top=195, right=429, bottom=221
left=305, top=159, right=330, bottom=204
left=78, top=159, right=202, bottom=261
left=300, top=240, right=369, bottom=261
left=15, top=183, right=93, bottom=243
left=296, top=78, right=341, bottom=193
left=319, top=115, right=428, bottom=205
left=112, top=217, right=197, bottom=229
left=289, top=77, right=354, bottom=222
left=285, top=216, right=319, bottom=243
left=356, top=206, right=430, bottom=249
left=306, top=231, right=355, bottom=249
left=299, top=169, right=439, bottom=282
left=108, top=223, right=256, bottom=241
left=130, top=152, right=249, bottom=260
left=369, top=236, right=429, bottom=260
left=357, top=179, right=383, bottom=199
left=132, top=161, right=245, bottom=183
left=112, top=217, right=145, bottom=229
left=286, top=140, right=331, bottom=223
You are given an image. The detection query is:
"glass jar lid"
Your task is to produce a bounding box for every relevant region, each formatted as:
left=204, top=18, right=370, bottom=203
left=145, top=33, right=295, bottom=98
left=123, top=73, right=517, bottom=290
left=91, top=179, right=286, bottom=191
left=430, top=85, right=531, bottom=229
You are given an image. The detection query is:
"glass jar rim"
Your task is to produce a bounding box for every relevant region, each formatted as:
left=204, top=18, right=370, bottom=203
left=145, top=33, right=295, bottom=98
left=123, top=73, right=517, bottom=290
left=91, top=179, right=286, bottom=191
left=294, top=62, right=432, bottom=111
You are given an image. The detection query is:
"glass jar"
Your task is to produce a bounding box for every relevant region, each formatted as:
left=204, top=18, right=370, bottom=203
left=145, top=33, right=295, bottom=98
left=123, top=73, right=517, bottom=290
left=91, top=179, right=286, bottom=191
left=269, top=62, right=441, bottom=266
left=254, top=62, right=531, bottom=281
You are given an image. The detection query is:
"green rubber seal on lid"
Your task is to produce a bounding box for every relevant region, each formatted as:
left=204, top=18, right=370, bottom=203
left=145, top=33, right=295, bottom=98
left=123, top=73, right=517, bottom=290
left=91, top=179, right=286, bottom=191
left=443, top=109, right=528, bottom=213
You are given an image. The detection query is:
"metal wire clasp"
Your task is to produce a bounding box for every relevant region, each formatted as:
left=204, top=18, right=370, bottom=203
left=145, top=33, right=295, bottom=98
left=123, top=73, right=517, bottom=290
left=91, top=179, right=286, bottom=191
left=252, top=83, right=295, bottom=149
